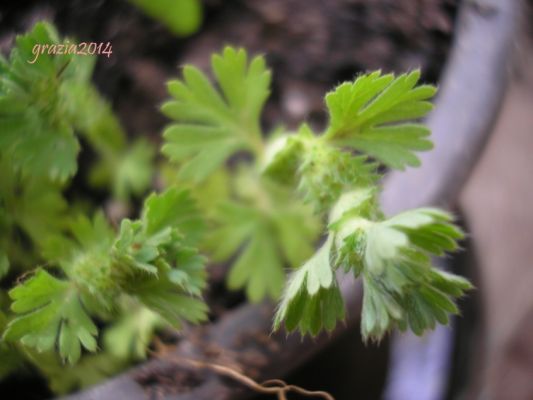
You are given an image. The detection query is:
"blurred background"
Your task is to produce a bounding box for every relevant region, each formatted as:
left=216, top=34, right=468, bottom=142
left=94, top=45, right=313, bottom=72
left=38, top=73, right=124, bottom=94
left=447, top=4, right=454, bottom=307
left=0, top=0, right=532, bottom=399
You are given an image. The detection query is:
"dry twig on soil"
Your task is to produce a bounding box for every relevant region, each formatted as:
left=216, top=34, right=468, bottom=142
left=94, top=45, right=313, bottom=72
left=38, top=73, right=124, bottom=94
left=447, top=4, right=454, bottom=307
left=152, top=338, right=335, bottom=400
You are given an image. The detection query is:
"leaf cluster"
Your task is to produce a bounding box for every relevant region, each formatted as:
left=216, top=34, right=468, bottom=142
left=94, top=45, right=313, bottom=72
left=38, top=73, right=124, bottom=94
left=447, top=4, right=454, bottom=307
left=162, top=45, right=472, bottom=341
left=3, top=188, right=207, bottom=364
left=0, top=22, right=154, bottom=198
left=162, top=47, right=320, bottom=301
left=0, top=22, right=190, bottom=392
left=259, top=68, right=471, bottom=339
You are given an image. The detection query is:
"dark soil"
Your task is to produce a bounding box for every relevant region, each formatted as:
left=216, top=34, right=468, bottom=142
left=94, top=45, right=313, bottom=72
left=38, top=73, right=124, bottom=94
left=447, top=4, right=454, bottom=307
left=135, top=362, right=207, bottom=399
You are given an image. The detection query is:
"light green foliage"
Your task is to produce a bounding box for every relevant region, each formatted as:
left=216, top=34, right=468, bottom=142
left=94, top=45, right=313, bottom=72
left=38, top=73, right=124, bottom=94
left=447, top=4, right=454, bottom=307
left=104, top=304, right=164, bottom=360
left=0, top=156, right=68, bottom=269
left=273, top=237, right=345, bottom=335
left=162, top=47, right=270, bottom=181
left=263, top=125, right=381, bottom=212
left=339, top=204, right=470, bottom=340
left=3, top=270, right=98, bottom=364
left=205, top=169, right=319, bottom=302
left=275, top=189, right=472, bottom=341
left=208, top=201, right=286, bottom=301
left=297, top=125, right=379, bottom=211
left=129, top=0, right=203, bottom=36
left=324, top=70, right=435, bottom=169
left=0, top=23, right=80, bottom=182
left=0, top=22, right=153, bottom=200
left=115, top=189, right=208, bottom=324
left=0, top=22, right=190, bottom=391
left=0, top=21, right=155, bottom=283
left=261, top=66, right=472, bottom=339
left=112, top=139, right=155, bottom=200
left=163, top=46, right=471, bottom=335
left=163, top=48, right=320, bottom=301
left=3, top=188, right=207, bottom=364
left=161, top=162, right=317, bottom=302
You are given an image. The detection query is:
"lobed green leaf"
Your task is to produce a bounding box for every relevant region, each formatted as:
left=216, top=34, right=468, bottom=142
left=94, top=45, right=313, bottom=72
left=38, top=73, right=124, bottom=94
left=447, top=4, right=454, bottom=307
left=3, top=270, right=98, bottom=364
left=162, top=47, right=271, bottom=182
left=324, top=71, right=436, bottom=169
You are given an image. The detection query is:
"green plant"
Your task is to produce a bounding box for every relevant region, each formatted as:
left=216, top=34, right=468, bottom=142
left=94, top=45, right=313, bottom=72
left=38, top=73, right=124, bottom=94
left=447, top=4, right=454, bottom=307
left=162, top=48, right=472, bottom=341
left=0, top=22, right=202, bottom=392
left=0, top=21, right=472, bottom=395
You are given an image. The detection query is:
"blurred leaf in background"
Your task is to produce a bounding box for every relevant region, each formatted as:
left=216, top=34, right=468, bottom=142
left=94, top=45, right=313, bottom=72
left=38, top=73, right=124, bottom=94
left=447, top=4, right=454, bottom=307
left=129, top=0, right=203, bottom=36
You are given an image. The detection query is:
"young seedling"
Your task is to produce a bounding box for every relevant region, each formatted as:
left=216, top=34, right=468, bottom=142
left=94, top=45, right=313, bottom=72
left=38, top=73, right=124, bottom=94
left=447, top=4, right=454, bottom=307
left=162, top=47, right=472, bottom=341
